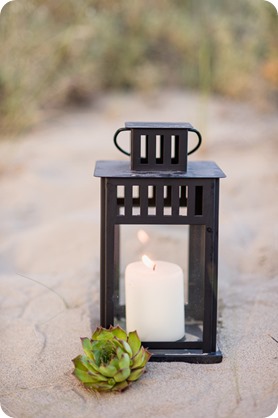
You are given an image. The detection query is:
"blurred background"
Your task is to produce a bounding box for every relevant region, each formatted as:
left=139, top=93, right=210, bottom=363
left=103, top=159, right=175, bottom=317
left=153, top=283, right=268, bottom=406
left=0, top=0, right=277, bottom=136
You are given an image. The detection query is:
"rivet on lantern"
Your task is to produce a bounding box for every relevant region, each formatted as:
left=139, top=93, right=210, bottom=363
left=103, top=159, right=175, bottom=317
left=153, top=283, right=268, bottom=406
left=94, top=122, right=226, bottom=363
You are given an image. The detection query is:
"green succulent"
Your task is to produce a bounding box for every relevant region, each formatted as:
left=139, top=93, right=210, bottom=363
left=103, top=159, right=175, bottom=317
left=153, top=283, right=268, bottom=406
left=72, top=326, right=152, bottom=392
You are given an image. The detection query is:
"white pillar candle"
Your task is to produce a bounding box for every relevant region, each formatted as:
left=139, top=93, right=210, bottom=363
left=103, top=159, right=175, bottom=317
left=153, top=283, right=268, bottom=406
left=125, top=258, right=185, bottom=341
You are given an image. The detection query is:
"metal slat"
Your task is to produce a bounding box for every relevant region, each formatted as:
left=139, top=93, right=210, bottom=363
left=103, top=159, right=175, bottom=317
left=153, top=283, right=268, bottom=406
left=163, top=133, right=172, bottom=166
left=179, top=133, right=188, bottom=168
left=187, top=183, right=195, bottom=218
left=131, top=131, right=141, bottom=168
left=171, top=185, right=180, bottom=216
left=140, top=184, right=148, bottom=217
left=124, top=184, right=133, bottom=218
left=147, top=132, right=156, bottom=166
left=155, top=184, right=164, bottom=218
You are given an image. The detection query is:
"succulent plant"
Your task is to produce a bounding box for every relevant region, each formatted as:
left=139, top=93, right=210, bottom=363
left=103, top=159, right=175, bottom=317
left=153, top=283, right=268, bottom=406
left=72, top=326, right=152, bottom=392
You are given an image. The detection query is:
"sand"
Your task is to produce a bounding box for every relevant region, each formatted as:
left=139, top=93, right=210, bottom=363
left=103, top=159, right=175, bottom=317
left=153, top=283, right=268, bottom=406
left=0, top=90, right=277, bottom=418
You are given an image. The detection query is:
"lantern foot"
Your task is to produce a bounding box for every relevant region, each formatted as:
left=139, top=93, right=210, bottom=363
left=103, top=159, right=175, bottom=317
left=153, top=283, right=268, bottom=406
left=146, top=348, right=223, bottom=363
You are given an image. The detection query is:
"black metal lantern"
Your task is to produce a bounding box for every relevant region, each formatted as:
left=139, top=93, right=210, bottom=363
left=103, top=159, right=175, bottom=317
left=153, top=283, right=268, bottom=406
left=94, top=122, right=225, bottom=363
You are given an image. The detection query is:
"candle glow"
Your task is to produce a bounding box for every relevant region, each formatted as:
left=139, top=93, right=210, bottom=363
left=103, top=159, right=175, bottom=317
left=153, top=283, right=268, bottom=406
left=137, top=229, right=150, bottom=244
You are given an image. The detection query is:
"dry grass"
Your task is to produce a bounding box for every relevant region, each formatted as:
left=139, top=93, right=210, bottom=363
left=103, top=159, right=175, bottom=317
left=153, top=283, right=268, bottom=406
left=0, top=0, right=277, bottom=135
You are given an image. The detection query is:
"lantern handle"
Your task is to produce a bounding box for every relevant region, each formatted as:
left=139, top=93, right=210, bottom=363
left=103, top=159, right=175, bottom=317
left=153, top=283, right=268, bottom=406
left=113, top=127, right=131, bottom=156
left=187, top=128, right=202, bottom=155
left=113, top=126, right=202, bottom=156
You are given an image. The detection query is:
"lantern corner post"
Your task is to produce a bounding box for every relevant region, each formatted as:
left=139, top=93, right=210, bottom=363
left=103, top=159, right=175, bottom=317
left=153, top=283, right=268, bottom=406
left=100, top=177, right=106, bottom=327
left=100, top=178, right=118, bottom=328
left=203, top=178, right=221, bottom=355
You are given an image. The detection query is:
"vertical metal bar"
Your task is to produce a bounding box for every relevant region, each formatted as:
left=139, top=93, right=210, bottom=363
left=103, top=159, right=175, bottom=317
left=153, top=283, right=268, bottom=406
left=104, top=180, right=117, bottom=328
left=163, top=133, right=172, bottom=166
left=187, top=183, right=196, bottom=219
left=175, top=135, right=179, bottom=156
left=179, top=132, right=188, bottom=169
left=164, top=185, right=172, bottom=207
left=114, top=224, right=120, bottom=319
left=140, top=184, right=148, bottom=218
left=160, top=135, right=164, bottom=163
left=211, top=179, right=219, bottom=351
left=195, top=186, right=203, bottom=216
left=100, top=178, right=106, bottom=326
left=145, top=134, right=149, bottom=164
left=131, top=130, right=141, bottom=169
left=155, top=184, right=164, bottom=218
left=202, top=179, right=219, bottom=353
left=147, top=132, right=156, bottom=166
left=171, top=185, right=180, bottom=217
left=124, top=183, right=133, bottom=218
left=188, top=225, right=205, bottom=322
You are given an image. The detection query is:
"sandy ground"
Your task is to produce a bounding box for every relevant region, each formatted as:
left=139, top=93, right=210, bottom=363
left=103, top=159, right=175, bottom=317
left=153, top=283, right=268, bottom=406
left=0, top=90, right=277, bottom=418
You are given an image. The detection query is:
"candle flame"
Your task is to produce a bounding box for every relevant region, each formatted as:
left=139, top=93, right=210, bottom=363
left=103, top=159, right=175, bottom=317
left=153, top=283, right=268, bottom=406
left=137, top=229, right=150, bottom=244
left=142, top=254, right=156, bottom=271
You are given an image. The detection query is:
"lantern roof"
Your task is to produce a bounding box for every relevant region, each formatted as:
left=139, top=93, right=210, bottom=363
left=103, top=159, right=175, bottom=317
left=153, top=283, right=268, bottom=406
left=94, top=160, right=226, bottom=179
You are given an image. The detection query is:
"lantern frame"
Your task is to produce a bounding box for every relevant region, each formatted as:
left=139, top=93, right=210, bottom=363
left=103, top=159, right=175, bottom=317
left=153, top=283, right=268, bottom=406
left=94, top=122, right=225, bottom=363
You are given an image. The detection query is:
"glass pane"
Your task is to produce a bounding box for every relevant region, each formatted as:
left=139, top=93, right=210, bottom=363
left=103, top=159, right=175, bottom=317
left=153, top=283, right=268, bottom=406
left=113, top=224, right=205, bottom=344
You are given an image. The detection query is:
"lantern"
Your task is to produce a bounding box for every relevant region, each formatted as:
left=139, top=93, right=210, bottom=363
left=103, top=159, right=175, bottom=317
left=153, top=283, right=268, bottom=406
left=94, top=122, right=225, bottom=363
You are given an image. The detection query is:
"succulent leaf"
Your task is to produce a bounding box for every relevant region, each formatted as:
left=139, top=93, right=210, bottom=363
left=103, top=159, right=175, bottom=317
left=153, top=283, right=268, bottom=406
left=127, top=331, right=141, bottom=356
left=98, top=364, right=118, bottom=377
left=113, top=368, right=131, bottom=383
left=86, top=381, right=115, bottom=391
left=116, top=346, right=124, bottom=360
left=73, top=368, right=107, bottom=384
left=80, top=338, right=94, bottom=359
left=110, top=325, right=128, bottom=341
left=108, top=357, right=120, bottom=370
left=132, top=346, right=151, bottom=369
left=72, top=355, right=88, bottom=371
left=128, top=367, right=145, bottom=381
left=86, top=357, right=101, bottom=373
left=112, top=381, right=129, bottom=392
left=93, top=328, right=114, bottom=341
left=91, top=327, right=103, bottom=340
left=143, top=349, right=152, bottom=364
left=120, top=340, right=133, bottom=357
left=118, top=353, right=131, bottom=370
left=79, top=355, right=100, bottom=375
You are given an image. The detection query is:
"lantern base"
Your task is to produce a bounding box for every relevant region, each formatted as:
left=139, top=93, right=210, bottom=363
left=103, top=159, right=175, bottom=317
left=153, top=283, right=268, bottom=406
left=146, top=348, right=223, bottom=363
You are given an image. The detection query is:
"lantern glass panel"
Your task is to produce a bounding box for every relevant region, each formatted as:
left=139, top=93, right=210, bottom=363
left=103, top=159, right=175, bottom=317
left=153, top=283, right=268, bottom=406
left=113, top=224, right=205, bottom=344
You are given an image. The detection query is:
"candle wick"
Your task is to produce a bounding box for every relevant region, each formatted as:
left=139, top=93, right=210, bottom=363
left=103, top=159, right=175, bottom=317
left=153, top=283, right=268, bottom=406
left=153, top=263, right=156, bottom=271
